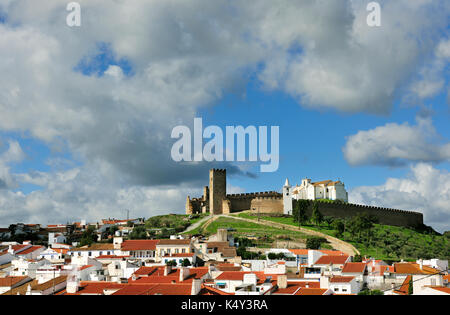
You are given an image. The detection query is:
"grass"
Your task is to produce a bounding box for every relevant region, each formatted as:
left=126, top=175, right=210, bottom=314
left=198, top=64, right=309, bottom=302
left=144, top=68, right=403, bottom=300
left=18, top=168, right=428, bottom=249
left=203, top=216, right=310, bottom=248
left=235, top=213, right=450, bottom=261
left=145, top=213, right=208, bottom=231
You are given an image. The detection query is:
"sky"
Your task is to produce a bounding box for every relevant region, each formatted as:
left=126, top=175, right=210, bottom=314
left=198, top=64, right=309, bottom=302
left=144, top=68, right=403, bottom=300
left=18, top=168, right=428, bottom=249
left=0, top=0, right=449, bottom=232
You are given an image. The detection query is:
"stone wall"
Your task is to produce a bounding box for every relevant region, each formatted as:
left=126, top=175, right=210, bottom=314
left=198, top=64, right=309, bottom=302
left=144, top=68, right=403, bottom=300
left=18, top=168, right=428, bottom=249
left=304, top=201, right=423, bottom=228
left=250, top=197, right=284, bottom=214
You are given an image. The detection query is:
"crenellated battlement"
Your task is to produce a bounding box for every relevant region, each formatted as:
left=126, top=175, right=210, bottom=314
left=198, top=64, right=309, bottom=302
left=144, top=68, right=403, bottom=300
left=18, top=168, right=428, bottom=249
left=227, top=191, right=281, bottom=199
left=186, top=169, right=424, bottom=229
left=312, top=200, right=422, bottom=216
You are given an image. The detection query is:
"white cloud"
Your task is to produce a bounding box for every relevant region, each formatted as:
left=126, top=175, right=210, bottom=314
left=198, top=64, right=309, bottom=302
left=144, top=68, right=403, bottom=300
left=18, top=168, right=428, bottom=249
left=350, top=163, right=450, bottom=232
left=343, top=116, right=450, bottom=166
left=0, top=140, right=25, bottom=189
left=0, top=1, right=448, bottom=224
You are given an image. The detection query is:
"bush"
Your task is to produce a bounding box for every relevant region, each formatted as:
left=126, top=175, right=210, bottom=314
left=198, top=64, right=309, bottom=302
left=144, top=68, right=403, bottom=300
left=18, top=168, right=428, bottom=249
left=306, top=237, right=327, bottom=250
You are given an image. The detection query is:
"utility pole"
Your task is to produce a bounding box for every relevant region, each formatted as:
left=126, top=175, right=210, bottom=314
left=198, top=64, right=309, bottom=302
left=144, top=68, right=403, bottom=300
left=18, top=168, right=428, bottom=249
left=126, top=210, right=130, bottom=221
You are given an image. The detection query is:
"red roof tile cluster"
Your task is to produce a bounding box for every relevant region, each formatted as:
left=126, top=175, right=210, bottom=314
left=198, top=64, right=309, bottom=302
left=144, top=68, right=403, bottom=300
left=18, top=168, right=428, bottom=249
left=16, top=246, right=44, bottom=255
left=121, top=240, right=159, bottom=251
left=112, top=283, right=192, bottom=295
left=273, top=282, right=320, bottom=295
left=329, top=276, right=355, bottom=283
left=394, top=275, right=412, bottom=295
left=314, top=255, right=349, bottom=265
left=394, top=263, right=440, bottom=275
left=342, top=262, right=367, bottom=274
left=0, top=276, right=29, bottom=287
left=295, top=288, right=329, bottom=295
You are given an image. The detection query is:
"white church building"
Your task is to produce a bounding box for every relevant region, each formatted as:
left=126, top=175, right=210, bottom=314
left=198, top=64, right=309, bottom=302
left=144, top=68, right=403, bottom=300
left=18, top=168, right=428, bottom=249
left=283, top=178, right=348, bottom=215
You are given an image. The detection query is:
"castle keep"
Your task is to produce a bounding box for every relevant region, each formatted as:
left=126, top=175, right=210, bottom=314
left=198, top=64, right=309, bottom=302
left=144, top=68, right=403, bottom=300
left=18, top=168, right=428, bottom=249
left=186, top=169, right=424, bottom=228
left=186, top=169, right=282, bottom=215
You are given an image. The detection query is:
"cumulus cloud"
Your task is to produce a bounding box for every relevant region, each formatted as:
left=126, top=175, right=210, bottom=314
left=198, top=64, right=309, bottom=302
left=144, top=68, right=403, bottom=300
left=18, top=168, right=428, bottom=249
left=343, top=116, right=450, bottom=166
left=0, top=163, right=204, bottom=225
left=0, top=1, right=448, bottom=224
left=0, top=140, right=25, bottom=189
left=350, top=163, right=450, bottom=232
left=409, top=38, right=450, bottom=100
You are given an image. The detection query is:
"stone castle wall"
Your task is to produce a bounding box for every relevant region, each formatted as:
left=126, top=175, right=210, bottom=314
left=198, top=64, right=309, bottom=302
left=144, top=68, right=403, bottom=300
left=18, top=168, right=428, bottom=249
left=250, top=197, right=284, bottom=214
left=227, top=192, right=281, bottom=213
left=250, top=200, right=423, bottom=228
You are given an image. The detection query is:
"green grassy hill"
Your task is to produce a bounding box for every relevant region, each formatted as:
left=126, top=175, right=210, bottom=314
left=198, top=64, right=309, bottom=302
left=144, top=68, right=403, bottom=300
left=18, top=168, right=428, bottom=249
left=144, top=213, right=207, bottom=232
left=235, top=213, right=450, bottom=261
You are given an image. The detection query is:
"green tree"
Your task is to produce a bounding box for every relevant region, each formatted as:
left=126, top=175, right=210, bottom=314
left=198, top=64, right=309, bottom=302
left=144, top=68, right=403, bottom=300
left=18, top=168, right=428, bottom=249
left=408, top=277, right=413, bottom=295
left=80, top=226, right=97, bottom=247
left=181, top=258, right=191, bottom=267
left=128, top=226, right=147, bottom=239
left=306, top=237, right=327, bottom=250
left=332, top=220, right=345, bottom=238
left=311, top=201, right=323, bottom=226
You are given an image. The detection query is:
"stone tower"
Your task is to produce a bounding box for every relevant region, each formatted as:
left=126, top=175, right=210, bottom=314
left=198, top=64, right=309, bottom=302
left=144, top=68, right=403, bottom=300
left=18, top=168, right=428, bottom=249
left=283, top=178, right=292, bottom=215
left=209, top=169, right=226, bottom=215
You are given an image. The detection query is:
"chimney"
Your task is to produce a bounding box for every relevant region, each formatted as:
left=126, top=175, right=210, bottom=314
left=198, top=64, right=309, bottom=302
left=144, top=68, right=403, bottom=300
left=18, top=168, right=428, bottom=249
left=305, top=282, right=309, bottom=288
left=277, top=275, right=287, bottom=289
left=66, top=275, right=80, bottom=294
left=419, top=259, right=423, bottom=270
left=179, top=267, right=190, bottom=282
left=164, top=265, right=172, bottom=276
left=391, top=283, right=395, bottom=291
left=191, top=279, right=202, bottom=295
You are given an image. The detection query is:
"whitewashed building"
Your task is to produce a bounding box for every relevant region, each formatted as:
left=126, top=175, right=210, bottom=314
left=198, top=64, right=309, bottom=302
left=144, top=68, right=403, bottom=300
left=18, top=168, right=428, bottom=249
left=288, top=178, right=348, bottom=202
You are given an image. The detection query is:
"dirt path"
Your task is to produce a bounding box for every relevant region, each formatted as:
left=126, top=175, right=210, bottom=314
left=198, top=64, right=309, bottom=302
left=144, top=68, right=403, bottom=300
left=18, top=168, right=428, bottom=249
left=226, top=215, right=360, bottom=256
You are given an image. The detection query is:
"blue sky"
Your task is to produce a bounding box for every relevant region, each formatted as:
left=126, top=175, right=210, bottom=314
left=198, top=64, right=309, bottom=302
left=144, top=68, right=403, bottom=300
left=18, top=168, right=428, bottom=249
left=0, top=0, right=449, bottom=231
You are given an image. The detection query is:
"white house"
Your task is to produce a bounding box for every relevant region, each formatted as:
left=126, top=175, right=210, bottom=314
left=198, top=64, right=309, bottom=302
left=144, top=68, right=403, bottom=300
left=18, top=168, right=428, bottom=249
left=326, top=276, right=360, bottom=295
left=288, top=178, right=348, bottom=202
left=48, top=232, right=66, bottom=246
left=10, top=257, right=49, bottom=278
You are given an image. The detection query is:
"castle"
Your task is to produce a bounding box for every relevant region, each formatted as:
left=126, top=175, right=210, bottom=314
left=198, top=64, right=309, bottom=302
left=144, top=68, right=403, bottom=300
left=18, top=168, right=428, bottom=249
left=186, top=169, right=283, bottom=215
left=186, top=169, right=424, bottom=228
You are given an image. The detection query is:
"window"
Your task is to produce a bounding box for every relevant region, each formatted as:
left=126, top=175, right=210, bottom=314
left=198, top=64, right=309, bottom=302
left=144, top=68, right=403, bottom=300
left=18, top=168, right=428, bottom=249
left=175, top=249, right=179, bottom=254
left=342, top=288, right=347, bottom=292
left=182, top=248, right=186, bottom=253
left=88, top=252, right=92, bottom=257
left=334, top=288, right=339, bottom=292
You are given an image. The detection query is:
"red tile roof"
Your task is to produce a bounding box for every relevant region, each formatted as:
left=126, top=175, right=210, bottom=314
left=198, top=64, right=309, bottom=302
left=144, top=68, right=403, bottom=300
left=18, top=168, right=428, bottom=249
left=394, top=263, right=440, bottom=275
left=199, top=285, right=234, bottom=295
left=0, top=276, right=29, bottom=287
left=289, top=249, right=309, bottom=256
left=273, top=282, right=320, bottom=295
left=16, top=246, right=44, bottom=255
left=329, top=276, right=355, bottom=283
left=394, top=275, right=412, bottom=295
left=314, top=255, right=349, bottom=265
left=342, top=262, right=366, bottom=274
left=295, top=288, right=328, bottom=295
left=121, top=240, right=159, bottom=251
left=131, top=267, right=209, bottom=284
left=112, top=283, right=192, bottom=295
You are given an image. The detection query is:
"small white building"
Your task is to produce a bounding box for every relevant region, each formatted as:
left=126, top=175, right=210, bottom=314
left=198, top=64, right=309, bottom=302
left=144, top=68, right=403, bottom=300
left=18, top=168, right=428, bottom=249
left=48, top=232, right=66, bottom=246
left=288, top=178, right=348, bottom=202
left=326, top=276, right=360, bottom=295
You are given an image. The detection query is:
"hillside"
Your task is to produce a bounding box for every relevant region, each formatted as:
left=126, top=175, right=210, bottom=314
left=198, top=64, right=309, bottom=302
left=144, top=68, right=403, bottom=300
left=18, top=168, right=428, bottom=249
left=235, top=213, right=450, bottom=261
